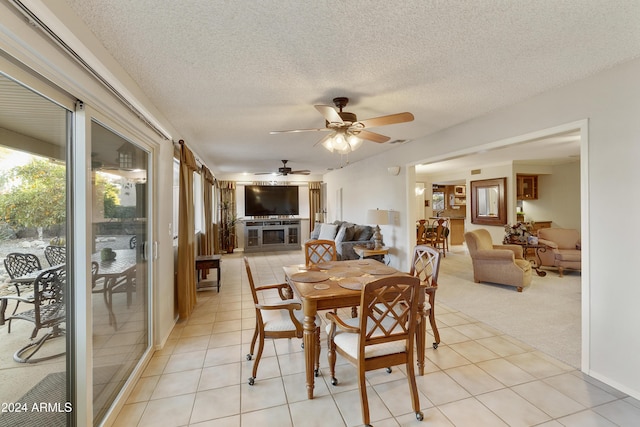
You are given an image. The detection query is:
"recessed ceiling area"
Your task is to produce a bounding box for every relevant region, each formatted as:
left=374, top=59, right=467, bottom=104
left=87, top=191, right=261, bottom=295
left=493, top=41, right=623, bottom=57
left=415, top=130, right=581, bottom=177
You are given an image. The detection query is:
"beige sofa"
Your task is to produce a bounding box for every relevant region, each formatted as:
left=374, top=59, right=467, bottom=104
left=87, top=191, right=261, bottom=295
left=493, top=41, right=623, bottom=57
left=537, top=228, right=581, bottom=277
left=464, top=229, right=532, bottom=292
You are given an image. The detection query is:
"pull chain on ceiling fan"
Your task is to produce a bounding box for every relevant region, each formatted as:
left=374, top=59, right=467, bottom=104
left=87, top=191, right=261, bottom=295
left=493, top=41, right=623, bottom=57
left=270, top=97, right=414, bottom=154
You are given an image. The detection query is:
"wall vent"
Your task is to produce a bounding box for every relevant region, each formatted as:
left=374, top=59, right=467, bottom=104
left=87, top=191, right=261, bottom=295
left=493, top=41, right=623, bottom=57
left=471, top=169, right=482, bottom=175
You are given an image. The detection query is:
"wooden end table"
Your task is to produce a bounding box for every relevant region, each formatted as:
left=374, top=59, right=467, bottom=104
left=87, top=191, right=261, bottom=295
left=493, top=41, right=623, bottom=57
left=195, top=255, right=222, bottom=291
left=353, top=245, right=389, bottom=262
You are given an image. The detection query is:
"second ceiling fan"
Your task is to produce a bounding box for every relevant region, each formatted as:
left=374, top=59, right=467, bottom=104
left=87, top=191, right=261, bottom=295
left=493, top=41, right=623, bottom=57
left=255, top=160, right=310, bottom=176
left=270, top=97, right=414, bottom=153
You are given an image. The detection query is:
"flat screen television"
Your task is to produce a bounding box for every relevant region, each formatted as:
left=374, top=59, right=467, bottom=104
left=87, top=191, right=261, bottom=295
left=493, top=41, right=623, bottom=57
left=244, top=185, right=299, bottom=216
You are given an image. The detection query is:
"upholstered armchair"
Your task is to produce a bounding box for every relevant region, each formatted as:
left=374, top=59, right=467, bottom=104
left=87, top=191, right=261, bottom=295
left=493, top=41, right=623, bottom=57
left=537, top=228, right=581, bottom=277
left=464, top=229, right=532, bottom=292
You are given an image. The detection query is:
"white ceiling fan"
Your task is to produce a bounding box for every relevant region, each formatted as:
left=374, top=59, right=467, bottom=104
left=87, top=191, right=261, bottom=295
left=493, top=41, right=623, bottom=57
left=270, top=97, right=414, bottom=153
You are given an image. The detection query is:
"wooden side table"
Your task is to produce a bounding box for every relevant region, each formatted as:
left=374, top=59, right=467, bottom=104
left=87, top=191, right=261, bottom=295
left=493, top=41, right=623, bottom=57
left=195, top=254, right=222, bottom=291
left=353, top=245, right=390, bottom=263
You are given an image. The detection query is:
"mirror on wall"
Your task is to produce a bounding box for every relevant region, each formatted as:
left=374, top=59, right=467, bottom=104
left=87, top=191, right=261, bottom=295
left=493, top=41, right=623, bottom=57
left=470, top=177, right=507, bottom=225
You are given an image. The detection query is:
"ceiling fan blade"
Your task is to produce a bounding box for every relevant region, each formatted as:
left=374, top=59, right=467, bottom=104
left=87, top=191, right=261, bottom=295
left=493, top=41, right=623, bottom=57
left=291, top=170, right=311, bottom=175
left=356, top=130, right=391, bottom=143
left=314, top=105, right=344, bottom=125
left=254, top=172, right=276, bottom=175
left=313, top=132, right=335, bottom=147
left=270, top=128, right=331, bottom=134
left=357, top=112, right=414, bottom=128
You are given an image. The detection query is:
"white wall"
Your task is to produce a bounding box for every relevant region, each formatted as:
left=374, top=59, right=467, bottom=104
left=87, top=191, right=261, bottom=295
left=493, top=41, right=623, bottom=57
left=324, top=57, right=640, bottom=399
left=524, top=161, right=580, bottom=230
left=323, top=161, right=410, bottom=271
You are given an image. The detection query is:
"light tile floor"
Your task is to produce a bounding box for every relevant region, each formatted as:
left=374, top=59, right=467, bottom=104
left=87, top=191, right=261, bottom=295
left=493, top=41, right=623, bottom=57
left=113, top=251, right=640, bottom=427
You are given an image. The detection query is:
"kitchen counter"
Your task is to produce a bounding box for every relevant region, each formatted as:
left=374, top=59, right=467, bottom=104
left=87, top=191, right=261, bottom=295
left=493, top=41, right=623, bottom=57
left=429, top=217, right=465, bottom=245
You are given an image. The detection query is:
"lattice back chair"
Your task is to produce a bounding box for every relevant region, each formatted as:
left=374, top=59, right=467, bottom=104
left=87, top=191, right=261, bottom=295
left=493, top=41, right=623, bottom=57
left=326, top=276, right=424, bottom=426
left=3, top=253, right=43, bottom=322
left=304, top=239, right=337, bottom=266
left=4, top=253, right=42, bottom=294
left=416, top=221, right=428, bottom=245
left=243, top=257, right=320, bottom=385
left=10, top=265, right=66, bottom=363
left=410, top=245, right=442, bottom=350
left=44, top=245, right=66, bottom=267
left=428, top=218, right=449, bottom=257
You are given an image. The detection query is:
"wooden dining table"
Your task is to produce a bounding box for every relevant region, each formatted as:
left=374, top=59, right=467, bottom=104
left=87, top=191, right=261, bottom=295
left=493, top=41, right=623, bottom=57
left=283, top=258, right=427, bottom=399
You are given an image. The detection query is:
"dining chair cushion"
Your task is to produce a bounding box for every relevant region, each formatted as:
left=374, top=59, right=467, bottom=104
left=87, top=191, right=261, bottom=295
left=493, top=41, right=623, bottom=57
left=262, top=302, right=320, bottom=333
left=261, top=301, right=304, bottom=332
left=326, top=317, right=408, bottom=359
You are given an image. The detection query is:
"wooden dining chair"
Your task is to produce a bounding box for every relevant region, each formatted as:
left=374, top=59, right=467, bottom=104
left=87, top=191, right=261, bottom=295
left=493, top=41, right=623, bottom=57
left=304, top=239, right=359, bottom=317
left=410, top=245, right=442, bottom=350
left=243, top=257, right=320, bottom=385
left=304, top=239, right=337, bottom=266
left=428, top=218, right=449, bottom=257
left=416, top=220, right=428, bottom=245
left=326, top=275, right=424, bottom=426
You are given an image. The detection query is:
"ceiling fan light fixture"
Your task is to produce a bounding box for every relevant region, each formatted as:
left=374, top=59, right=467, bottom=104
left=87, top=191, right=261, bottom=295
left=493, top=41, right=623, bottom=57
left=322, top=137, right=335, bottom=152
left=347, top=133, right=363, bottom=151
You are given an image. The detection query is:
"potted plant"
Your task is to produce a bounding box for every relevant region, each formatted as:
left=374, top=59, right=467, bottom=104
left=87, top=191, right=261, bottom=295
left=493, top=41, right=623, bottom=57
left=220, top=201, right=237, bottom=253
left=225, top=213, right=238, bottom=253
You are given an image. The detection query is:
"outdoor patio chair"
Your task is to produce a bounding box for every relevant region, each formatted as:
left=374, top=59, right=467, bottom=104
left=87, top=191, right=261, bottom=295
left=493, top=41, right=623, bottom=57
left=2, top=253, right=43, bottom=326
left=10, top=265, right=66, bottom=363
left=44, top=245, right=66, bottom=267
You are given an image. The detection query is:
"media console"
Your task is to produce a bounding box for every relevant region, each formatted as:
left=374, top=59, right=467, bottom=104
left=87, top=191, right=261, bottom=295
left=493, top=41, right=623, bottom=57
left=244, top=219, right=301, bottom=252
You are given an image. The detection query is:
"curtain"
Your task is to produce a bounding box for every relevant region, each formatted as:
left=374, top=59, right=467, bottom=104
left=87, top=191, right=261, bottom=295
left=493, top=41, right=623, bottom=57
left=218, top=180, right=236, bottom=252
left=309, top=181, right=322, bottom=226
left=177, top=140, right=198, bottom=319
left=201, top=165, right=215, bottom=256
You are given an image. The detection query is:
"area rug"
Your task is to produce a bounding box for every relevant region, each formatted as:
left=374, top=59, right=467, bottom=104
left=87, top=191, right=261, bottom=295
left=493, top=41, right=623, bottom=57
left=437, top=248, right=581, bottom=368
left=0, top=372, right=66, bottom=427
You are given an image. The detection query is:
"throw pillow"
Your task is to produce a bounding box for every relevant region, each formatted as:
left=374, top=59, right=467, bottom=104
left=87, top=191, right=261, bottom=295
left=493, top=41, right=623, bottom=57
left=318, top=223, right=338, bottom=240
left=310, top=222, right=322, bottom=239
left=357, top=226, right=374, bottom=241
left=351, top=225, right=366, bottom=240
left=343, top=224, right=356, bottom=242
left=335, top=224, right=350, bottom=243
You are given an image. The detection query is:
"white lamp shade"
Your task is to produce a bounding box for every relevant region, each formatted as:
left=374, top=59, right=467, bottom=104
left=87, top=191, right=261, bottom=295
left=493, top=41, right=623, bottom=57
left=367, top=209, right=389, bottom=225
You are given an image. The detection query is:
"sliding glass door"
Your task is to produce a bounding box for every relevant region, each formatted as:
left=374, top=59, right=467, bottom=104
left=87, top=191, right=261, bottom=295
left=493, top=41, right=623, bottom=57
left=90, top=120, right=150, bottom=423
left=0, top=72, right=71, bottom=426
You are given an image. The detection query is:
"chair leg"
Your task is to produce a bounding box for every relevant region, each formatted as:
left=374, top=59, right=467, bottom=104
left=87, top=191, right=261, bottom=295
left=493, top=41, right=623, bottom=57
left=314, top=326, right=320, bottom=377
left=358, top=365, right=371, bottom=427
left=428, top=291, right=440, bottom=349
left=406, top=357, right=423, bottom=421
left=247, top=325, right=259, bottom=360
left=328, top=332, right=337, bottom=385
left=249, top=331, right=264, bottom=385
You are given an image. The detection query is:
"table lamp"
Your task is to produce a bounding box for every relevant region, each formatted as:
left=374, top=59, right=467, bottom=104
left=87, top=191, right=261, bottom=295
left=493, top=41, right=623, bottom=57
left=366, top=209, right=389, bottom=250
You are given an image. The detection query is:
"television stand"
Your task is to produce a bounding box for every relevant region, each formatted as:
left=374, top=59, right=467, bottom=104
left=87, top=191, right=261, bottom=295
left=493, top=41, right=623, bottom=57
left=244, top=219, right=301, bottom=252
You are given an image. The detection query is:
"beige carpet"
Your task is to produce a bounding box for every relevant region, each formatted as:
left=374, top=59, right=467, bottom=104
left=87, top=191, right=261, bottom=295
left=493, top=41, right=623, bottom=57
left=437, top=246, right=581, bottom=368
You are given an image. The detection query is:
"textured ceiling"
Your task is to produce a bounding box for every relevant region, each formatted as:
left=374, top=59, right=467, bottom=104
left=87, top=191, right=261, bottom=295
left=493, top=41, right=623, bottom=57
left=63, top=0, right=640, bottom=176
